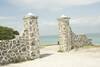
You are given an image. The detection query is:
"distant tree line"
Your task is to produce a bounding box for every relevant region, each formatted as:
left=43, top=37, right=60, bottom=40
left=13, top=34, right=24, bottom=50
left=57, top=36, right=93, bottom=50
left=0, top=26, right=19, bottom=40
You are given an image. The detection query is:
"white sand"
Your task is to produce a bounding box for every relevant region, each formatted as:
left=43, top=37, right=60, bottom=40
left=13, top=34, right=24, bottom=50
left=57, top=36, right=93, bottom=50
left=2, top=45, right=100, bottom=67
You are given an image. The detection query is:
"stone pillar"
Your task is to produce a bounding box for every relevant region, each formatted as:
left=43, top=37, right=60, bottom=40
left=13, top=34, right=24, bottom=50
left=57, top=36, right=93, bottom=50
left=58, top=15, right=72, bottom=52
left=23, top=13, right=40, bottom=59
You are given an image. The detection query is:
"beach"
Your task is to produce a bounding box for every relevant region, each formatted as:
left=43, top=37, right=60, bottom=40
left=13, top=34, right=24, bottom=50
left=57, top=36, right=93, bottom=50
left=2, top=45, right=100, bottom=67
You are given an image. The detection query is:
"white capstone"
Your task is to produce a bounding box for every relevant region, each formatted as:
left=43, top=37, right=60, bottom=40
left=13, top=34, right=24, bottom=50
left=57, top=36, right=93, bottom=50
left=61, top=14, right=67, bottom=18
left=26, top=12, right=36, bottom=17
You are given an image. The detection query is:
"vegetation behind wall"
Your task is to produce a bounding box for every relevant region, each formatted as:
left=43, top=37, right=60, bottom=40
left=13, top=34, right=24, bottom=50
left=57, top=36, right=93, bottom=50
left=0, top=26, right=19, bottom=40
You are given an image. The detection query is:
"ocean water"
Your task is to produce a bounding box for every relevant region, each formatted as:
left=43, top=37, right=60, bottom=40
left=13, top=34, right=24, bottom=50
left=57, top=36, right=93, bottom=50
left=40, top=33, right=100, bottom=45
left=87, top=33, right=100, bottom=45
left=40, top=35, right=58, bottom=45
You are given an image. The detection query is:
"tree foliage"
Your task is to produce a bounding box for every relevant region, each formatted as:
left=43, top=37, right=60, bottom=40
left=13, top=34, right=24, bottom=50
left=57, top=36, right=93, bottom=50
left=0, top=26, right=19, bottom=40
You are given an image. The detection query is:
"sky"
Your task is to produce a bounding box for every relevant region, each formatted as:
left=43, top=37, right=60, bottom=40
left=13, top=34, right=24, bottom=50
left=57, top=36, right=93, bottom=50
left=0, top=0, right=100, bottom=36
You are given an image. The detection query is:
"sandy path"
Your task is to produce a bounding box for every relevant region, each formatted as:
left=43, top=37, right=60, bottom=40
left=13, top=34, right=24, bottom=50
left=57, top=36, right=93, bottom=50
left=2, top=45, right=100, bottom=67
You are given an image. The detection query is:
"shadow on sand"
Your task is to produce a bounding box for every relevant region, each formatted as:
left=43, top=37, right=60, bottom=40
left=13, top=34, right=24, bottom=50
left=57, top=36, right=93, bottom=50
left=40, top=53, right=53, bottom=58
left=0, top=54, right=53, bottom=66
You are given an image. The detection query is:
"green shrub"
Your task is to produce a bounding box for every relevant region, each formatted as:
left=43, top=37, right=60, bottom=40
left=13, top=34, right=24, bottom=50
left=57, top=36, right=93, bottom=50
left=0, top=26, right=19, bottom=40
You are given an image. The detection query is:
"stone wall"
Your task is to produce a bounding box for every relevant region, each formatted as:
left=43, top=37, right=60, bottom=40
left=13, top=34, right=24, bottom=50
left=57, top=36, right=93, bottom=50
left=0, top=36, right=36, bottom=65
left=71, top=33, right=92, bottom=49
left=0, top=14, right=93, bottom=65
left=0, top=13, right=40, bottom=65
left=58, top=16, right=72, bottom=52
left=58, top=15, right=92, bottom=52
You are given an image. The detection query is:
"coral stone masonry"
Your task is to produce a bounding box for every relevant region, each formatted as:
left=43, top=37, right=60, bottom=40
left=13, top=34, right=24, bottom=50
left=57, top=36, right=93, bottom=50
left=0, top=14, right=92, bottom=65
left=0, top=13, right=40, bottom=65
left=58, top=15, right=92, bottom=52
left=58, top=15, right=72, bottom=52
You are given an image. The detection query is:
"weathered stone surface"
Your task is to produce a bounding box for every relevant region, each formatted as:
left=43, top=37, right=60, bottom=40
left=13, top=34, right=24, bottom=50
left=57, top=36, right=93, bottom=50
left=0, top=13, right=40, bottom=65
left=58, top=15, right=92, bottom=52
left=58, top=16, right=72, bottom=52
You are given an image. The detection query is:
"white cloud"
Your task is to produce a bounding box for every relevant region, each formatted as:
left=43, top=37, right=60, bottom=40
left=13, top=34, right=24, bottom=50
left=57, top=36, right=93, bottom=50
left=0, top=16, right=21, bottom=32
left=0, top=16, right=16, bottom=20
left=8, top=0, right=100, bottom=10
left=39, top=16, right=100, bottom=35
left=71, top=16, right=100, bottom=25
left=39, top=21, right=57, bottom=26
left=38, top=20, right=58, bottom=36
left=70, top=16, right=100, bottom=33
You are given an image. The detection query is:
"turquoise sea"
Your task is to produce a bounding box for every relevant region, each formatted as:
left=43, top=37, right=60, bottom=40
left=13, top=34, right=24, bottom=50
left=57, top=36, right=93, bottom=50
left=87, top=33, right=100, bottom=45
left=40, top=35, right=58, bottom=45
left=40, top=33, right=100, bottom=45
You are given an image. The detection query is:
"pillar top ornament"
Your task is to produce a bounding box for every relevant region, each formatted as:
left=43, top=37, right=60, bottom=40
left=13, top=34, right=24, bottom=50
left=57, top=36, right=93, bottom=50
left=24, top=12, right=38, bottom=19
